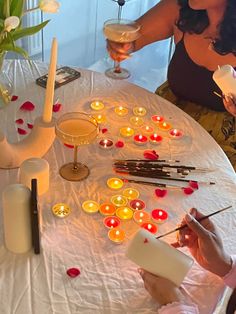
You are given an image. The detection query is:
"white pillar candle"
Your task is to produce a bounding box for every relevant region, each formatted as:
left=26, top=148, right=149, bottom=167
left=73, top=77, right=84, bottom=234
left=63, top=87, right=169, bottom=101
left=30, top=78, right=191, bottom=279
left=213, top=64, right=236, bottom=98
left=126, top=229, right=193, bottom=286
left=43, top=37, right=58, bottom=123
left=2, top=184, right=32, bottom=254
left=19, top=158, right=49, bottom=195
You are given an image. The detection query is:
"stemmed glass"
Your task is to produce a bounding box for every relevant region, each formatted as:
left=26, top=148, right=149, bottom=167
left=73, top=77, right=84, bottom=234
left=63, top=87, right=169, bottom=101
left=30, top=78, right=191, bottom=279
left=55, top=112, right=99, bottom=181
left=103, top=18, right=140, bottom=79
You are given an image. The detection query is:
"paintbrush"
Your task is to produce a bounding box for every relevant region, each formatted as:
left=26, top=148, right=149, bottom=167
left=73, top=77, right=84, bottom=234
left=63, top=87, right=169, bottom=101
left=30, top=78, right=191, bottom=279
left=121, top=178, right=185, bottom=190
left=114, top=159, right=181, bottom=163
left=156, top=205, right=232, bottom=239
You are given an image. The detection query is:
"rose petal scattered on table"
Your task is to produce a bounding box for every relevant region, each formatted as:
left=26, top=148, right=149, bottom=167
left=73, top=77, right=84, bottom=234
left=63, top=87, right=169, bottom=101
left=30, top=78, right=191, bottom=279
left=183, top=187, right=194, bottom=195
left=15, top=118, right=24, bottom=124
left=144, top=238, right=149, bottom=244
left=27, top=123, right=33, bottom=129
left=189, top=181, right=199, bottom=190
left=101, top=128, right=108, bottom=134
left=64, top=143, right=74, bottom=148
left=143, top=150, right=159, bottom=160
left=11, top=95, right=18, bottom=101
left=20, top=101, right=35, bottom=111
left=17, top=127, right=27, bottom=135
left=155, top=189, right=167, bottom=198
left=115, top=140, right=124, bottom=148
left=66, top=267, right=81, bottom=278
left=53, top=103, right=62, bottom=112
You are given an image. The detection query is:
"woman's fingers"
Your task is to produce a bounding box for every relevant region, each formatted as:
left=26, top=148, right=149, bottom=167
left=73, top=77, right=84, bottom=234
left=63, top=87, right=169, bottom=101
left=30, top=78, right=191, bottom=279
left=223, top=95, right=236, bottom=117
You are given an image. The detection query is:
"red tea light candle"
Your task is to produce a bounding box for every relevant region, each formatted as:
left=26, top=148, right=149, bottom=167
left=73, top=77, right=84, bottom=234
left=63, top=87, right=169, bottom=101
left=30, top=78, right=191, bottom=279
left=149, top=133, right=163, bottom=145
left=103, top=216, right=121, bottom=229
left=141, top=125, right=154, bottom=135
left=169, top=128, right=184, bottom=139
left=120, top=126, right=134, bottom=138
left=141, top=222, right=158, bottom=234
left=151, top=209, right=168, bottom=223
left=82, top=200, right=99, bottom=214
left=111, top=195, right=128, bottom=207
left=99, top=138, right=113, bottom=149
left=122, top=188, right=140, bottom=200
left=52, top=203, right=71, bottom=218
left=114, top=106, right=128, bottom=116
left=116, top=206, right=133, bottom=220
left=130, top=116, right=144, bottom=127
left=90, top=101, right=105, bottom=111
left=107, top=177, right=124, bottom=190
left=133, top=106, right=147, bottom=116
left=133, top=210, right=150, bottom=224
left=134, top=134, right=148, bottom=145
left=151, top=115, right=164, bottom=124
left=108, top=228, right=125, bottom=244
left=99, top=203, right=116, bottom=216
left=158, top=121, right=172, bottom=131
left=130, top=199, right=146, bottom=210
left=93, top=114, right=106, bottom=124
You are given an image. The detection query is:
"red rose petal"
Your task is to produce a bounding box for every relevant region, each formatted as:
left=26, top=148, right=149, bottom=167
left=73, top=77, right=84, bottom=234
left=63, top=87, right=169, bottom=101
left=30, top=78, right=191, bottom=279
left=189, top=181, right=199, bottom=190
left=53, top=103, right=62, bottom=112
left=20, top=101, right=35, bottom=111
left=183, top=187, right=194, bottom=195
left=64, top=143, right=74, bottom=148
left=17, top=128, right=27, bottom=135
left=101, top=128, right=108, bottom=134
left=144, top=238, right=149, bottom=244
left=66, top=267, right=80, bottom=278
left=155, top=189, right=167, bottom=198
left=15, top=118, right=24, bottom=124
left=27, top=123, right=33, bottom=129
left=115, top=140, right=124, bottom=148
left=11, top=95, right=18, bottom=101
left=143, top=150, right=159, bottom=160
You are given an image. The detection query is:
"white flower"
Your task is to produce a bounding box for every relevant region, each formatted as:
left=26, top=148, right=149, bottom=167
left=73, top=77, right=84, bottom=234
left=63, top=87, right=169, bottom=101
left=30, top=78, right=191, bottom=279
left=4, top=16, right=20, bottom=32
left=39, top=0, right=60, bottom=13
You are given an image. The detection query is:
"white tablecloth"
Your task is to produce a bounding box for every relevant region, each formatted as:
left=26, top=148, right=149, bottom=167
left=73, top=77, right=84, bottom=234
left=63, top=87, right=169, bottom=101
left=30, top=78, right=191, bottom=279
left=0, top=60, right=235, bottom=314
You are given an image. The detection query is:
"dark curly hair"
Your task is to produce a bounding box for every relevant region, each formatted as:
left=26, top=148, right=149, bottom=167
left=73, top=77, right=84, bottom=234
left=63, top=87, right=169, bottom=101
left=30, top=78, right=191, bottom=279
left=176, top=0, right=236, bottom=56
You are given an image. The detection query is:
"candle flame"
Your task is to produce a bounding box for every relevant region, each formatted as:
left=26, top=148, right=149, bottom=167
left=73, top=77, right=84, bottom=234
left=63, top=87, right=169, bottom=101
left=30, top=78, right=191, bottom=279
left=138, top=135, right=142, bottom=140
left=105, top=206, right=109, bottom=210
left=115, top=231, right=120, bottom=235
left=140, top=213, right=144, bottom=217
left=119, top=106, right=123, bottom=110
left=148, top=224, right=152, bottom=229
left=111, top=219, right=115, bottom=224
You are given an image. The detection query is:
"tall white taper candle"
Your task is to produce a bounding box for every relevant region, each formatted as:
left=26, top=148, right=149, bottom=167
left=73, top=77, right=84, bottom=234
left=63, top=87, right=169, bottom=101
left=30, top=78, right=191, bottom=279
left=43, top=37, right=58, bottom=123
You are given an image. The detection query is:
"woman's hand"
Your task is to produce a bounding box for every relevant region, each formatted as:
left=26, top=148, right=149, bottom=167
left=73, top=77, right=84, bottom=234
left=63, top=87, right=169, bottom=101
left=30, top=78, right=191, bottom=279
left=106, top=40, right=134, bottom=62
left=138, top=269, right=185, bottom=305
left=172, top=208, right=232, bottom=277
left=223, top=94, right=236, bottom=117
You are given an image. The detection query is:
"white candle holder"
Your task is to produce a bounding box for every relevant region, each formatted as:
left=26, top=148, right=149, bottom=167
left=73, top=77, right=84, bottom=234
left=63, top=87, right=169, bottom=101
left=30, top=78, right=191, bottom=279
left=0, top=116, right=55, bottom=169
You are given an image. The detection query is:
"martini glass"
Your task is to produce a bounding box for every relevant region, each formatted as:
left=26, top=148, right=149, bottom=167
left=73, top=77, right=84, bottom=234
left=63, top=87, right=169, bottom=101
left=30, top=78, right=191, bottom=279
left=55, top=112, right=99, bottom=181
left=103, top=18, right=140, bottom=79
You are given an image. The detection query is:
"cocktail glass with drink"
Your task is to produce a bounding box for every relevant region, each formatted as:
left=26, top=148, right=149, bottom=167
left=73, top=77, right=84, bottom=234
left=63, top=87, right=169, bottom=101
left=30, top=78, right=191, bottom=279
left=103, top=18, right=140, bottom=79
left=55, top=112, right=99, bottom=181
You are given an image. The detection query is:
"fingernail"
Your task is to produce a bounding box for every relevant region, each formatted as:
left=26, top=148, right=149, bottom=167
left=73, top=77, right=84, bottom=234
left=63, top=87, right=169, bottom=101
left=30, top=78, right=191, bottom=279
left=225, top=95, right=230, bottom=102
left=138, top=268, right=142, bottom=275
left=190, top=207, right=196, bottom=217
left=185, top=213, right=193, bottom=222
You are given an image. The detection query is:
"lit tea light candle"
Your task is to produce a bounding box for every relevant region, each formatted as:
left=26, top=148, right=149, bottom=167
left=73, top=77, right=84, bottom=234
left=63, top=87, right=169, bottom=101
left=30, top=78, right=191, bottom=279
left=122, top=188, right=140, bottom=200
left=111, top=195, right=128, bottom=207
left=151, top=209, right=168, bottom=223
left=120, top=126, right=134, bottom=138
left=108, top=228, right=125, bottom=244
left=169, top=128, right=184, bottom=139
left=133, top=210, right=150, bottom=224
left=114, top=106, right=128, bottom=116
left=134, top=134, right=148, bottom=145
left=130, top=116, right=144, bottom=127
left=107, top=177, right=124, bottom=190
left=93, top=114, right=106, bottom=124
left=133, top=106, right=147, bottom=116
left=99, top=138, right=114, bottom=149
left=99, top=203, right=116, bottom=216
left=103, top=216, right=121, bottom=229
left=141, top=222, right=158, bottom=234
left=52, top=203, right=71, bottom=218
left=141, top=125, right=154, bottom=134
left=151, top=115, right=164, bottom=124
left=130, top=199, right=146, bottom=210
left=82, top=200, right=99, bottom=214
left=149, top=133, right=163, bottom=145
left=90, top=100, right=105, bottom=111
left=116, top=206, right=133, bottom=220
left=158, top=121, right=172, bottom=131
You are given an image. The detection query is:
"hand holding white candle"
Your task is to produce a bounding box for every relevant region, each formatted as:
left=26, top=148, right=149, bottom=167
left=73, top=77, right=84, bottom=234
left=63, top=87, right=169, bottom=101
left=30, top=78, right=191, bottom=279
left=213, top=64, right=236, bottom=98
left=43, top=37, right=58, bottom=123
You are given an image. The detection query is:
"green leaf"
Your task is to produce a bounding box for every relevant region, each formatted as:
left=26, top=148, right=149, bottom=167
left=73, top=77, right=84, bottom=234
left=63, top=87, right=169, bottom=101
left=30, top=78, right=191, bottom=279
left=12, top=20, right=49, bottom=41
left=0, top=43, right=28, bottom=58
left=10, top=0, right=24, bottom=18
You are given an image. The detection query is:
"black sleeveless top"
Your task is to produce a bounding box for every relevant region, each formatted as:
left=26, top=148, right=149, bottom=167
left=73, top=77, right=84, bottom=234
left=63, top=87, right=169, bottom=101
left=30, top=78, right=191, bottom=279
left=168, top=37, right=232, bottom=112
